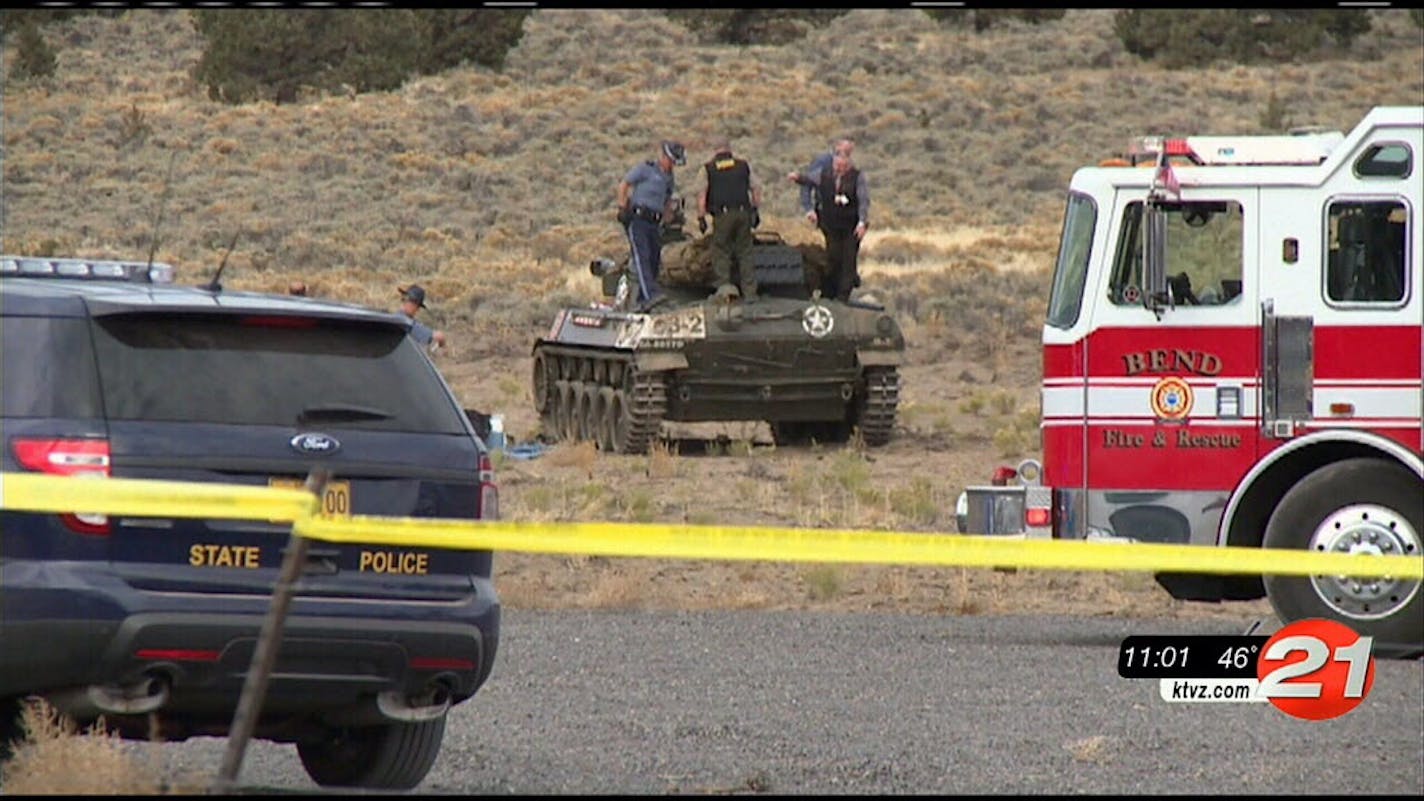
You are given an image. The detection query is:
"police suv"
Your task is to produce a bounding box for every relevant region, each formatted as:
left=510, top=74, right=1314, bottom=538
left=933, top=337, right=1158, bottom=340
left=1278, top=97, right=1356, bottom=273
left=0, top=256, right=499, bottom=790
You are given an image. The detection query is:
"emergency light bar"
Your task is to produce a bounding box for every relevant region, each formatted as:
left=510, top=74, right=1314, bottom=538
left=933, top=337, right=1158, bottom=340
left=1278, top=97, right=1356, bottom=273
left=0, top=256, right=175, bottom=283
left=1126, top=130, right=1345, bottom=167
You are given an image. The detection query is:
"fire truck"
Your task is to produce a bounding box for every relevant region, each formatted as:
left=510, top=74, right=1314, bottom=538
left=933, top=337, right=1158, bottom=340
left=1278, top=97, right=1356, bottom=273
left=957, top=105, right=1423, bottom=652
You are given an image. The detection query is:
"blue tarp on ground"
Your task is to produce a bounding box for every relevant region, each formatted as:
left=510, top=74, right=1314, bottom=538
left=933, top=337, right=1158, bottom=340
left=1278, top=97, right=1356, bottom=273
left=503, top=443, right=548, bottom=460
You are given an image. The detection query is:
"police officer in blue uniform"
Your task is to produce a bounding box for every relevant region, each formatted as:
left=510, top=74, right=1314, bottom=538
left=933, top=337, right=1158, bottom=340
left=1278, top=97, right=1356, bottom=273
left=397, top=283, right=446, bottom=352
left=697, top=139, right=763, bottom=301
left=617, top=140, right=685, bottom=309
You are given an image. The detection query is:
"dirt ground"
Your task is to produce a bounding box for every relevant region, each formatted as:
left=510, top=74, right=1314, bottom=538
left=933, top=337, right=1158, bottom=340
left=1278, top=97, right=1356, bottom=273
left=433, top=323, right=1277, bottom=628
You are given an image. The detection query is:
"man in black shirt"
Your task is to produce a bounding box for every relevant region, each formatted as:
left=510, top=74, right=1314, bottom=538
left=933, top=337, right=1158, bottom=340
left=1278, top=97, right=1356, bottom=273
left=697, top=139, right=763, bottom=302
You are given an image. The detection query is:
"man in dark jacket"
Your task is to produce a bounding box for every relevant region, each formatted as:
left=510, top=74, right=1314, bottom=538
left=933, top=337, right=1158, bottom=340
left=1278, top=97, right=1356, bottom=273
left=792, top=137, right=854, bottom=224
left=788, top=150, right=869, bottom=302
left=697, top=139, right=763, bottom=301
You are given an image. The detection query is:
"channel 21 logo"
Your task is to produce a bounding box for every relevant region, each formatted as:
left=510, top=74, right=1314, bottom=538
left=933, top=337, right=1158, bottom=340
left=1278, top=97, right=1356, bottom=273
left=1256, top=619, right=1375, bottom=721
left=1120, top=619, right=1376, bottom=720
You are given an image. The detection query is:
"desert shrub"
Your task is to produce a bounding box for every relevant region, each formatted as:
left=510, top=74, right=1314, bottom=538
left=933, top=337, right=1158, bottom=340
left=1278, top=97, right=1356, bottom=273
left=826, top=450, right=871, bottom=494
left=922, top=9, right=1066, bottom=33
left=193, top=9, right=529, bottom=104
left=622, top=489, right=656, bottom=523
left=421, top=9, right=531, bottom=72
left=888, top=477, right=940, bottom=526
left=4, top=17, right=57, bottom=80
left=116, top=102, right=151, bottom=149
left=1113, top=10, right=1374, bottom=68
left=801, top=565, right=843, bottom=601
left=665, top=9, right=846, bottom=45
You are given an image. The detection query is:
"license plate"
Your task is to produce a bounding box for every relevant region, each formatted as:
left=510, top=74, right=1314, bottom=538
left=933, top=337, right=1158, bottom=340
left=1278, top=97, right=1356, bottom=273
left=269, top=478, right=351, bottom=517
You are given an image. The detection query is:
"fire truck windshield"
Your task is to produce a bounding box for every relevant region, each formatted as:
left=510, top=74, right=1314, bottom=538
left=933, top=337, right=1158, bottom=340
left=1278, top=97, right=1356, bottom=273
left=1046, top=192, right=1097, bottom=329
left=1109, top=200, right=1244, bottom=308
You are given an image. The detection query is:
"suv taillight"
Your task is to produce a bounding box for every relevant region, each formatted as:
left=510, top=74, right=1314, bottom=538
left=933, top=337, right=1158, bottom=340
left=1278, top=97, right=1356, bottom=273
left=478, top=452, right=498, bottom=521
left=11, top=438, right=112, bottom=535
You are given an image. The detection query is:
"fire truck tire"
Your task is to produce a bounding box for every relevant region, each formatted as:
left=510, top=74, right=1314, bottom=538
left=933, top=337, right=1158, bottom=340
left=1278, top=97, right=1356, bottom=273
left=1262, top=458, right=1423, bottom=654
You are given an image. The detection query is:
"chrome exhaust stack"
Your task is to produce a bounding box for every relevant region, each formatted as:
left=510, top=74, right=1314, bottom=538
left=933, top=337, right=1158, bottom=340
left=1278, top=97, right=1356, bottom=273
left=47, top=672, right=171, bottom=718
left=376, top=681, right=453, bottom=723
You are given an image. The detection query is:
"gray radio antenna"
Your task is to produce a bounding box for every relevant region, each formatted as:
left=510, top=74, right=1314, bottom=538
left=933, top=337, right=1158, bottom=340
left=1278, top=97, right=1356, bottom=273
left=203, top=230, right=240, bottom=293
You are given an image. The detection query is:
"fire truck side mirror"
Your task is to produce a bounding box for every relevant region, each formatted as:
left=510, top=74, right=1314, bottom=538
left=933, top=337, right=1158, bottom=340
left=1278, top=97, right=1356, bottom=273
left=1143, top=203, right=1168, bottom=312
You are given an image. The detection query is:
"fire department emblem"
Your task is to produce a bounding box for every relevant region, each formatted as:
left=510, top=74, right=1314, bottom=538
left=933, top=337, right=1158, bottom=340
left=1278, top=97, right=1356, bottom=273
left=1150, top=377, right=1194, bottom=421
left=802, top=303, right=834, bottom=338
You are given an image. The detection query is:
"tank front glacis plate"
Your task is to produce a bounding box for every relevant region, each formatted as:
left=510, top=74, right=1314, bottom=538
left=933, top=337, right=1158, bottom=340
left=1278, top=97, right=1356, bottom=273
left=621, top=305, right=708, bottom=351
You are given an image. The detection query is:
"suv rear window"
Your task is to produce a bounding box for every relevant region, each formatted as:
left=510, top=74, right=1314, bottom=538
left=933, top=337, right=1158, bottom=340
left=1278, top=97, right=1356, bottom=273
left=1, top=316, right=104, bottom=418
left=90, top=313, right=466, bottom=433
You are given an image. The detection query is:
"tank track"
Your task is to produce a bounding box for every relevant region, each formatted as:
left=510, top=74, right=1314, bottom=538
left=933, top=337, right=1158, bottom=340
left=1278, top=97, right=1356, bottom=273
left=531, top=344, right=668, bottom=454
left=855, top=366, right=899, bottom=446
left=621, top=370, right=668, bottom=454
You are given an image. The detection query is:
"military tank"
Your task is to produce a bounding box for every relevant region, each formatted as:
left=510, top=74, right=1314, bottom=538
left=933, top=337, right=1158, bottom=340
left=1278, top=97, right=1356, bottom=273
left=531, top=208, right=904, bottom=454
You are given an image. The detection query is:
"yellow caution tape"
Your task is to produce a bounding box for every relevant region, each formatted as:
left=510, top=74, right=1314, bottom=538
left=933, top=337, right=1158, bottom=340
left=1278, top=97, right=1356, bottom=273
left=296, top=516, right=1424, bottom=580
left=0, top=473, right=317, bottom=522
left=2, top=472, right=1419, bottom=580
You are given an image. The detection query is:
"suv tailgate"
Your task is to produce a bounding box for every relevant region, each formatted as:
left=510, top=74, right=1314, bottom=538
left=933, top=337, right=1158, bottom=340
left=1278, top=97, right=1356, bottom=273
left=87, top=310, right=491, bottom=598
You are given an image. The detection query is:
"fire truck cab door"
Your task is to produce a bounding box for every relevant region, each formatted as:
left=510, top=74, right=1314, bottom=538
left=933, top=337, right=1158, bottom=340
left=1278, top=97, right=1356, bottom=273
left=1082, top=187, right=1261, bottom=545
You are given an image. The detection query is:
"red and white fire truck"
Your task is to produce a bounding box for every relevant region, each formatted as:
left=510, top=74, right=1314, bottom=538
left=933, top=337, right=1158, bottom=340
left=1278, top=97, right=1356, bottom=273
left=958, top=105, right=1423, bottom=651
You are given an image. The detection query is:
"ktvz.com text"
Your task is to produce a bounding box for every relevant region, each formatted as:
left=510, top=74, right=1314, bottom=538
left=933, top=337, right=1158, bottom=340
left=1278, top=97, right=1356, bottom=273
left=1158, top=678, right=1267, bottom=703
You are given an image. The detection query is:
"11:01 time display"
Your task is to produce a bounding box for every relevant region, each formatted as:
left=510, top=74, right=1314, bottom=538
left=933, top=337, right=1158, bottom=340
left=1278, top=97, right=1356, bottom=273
left=1122, top=644, right=1188, bottom=670
left=1117, top=635, right=1268, bottom=679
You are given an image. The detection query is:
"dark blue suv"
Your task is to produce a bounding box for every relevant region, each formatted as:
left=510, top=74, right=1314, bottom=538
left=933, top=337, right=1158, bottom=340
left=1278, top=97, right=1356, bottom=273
left=0, top=257, right=499, bottom=789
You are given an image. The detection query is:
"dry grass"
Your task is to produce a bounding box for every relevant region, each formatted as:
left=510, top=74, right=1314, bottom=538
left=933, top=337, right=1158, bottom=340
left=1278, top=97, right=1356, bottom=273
left=3, top=10, right=1419, bottom=357
left=1064, top=735, right=1115, bottom=764
left=0, top=699, right=200, bottom=794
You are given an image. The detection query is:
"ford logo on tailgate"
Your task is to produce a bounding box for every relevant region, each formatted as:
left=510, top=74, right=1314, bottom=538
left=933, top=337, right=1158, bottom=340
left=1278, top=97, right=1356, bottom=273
left=290, top=432, right=341, bottom=455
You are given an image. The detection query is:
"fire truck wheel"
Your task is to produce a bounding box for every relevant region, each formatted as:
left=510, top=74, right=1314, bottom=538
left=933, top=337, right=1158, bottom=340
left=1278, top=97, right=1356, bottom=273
left=1262, top=458, right=1423, bottom=652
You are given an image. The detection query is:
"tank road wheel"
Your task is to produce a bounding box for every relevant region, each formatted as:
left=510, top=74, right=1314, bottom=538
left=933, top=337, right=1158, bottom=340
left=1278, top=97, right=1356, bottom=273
left=532, top=351, right=555, bottom=429
left=853, top=367, right=900, bottom=447
left=575, top=384, right=597, bottom=442
left=608, top=390, right=630, bottom=453
left=531, top=351, right=552, bottom=414
left=595, top=387, right=617, bottom=452
left=610, top=370, right=668, bottom=455
left=552, top=380, right=575, bottom=442
left=1262, top=458, right=1423, bottom=655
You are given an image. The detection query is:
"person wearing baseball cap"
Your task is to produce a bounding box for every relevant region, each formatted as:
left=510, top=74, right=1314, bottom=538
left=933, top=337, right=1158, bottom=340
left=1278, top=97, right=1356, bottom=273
left=397, top=283, right=447, bottom=351
left=614, top=138, right=685, bottom=310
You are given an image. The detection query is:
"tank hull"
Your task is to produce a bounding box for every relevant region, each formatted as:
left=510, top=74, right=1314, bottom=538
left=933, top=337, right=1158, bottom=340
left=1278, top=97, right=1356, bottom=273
left=532, top=294, right=903, bottom=453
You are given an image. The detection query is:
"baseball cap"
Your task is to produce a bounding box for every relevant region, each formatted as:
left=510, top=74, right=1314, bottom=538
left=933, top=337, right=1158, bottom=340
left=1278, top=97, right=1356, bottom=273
left=661, top=140, right=686, bottom=166
left=398, top=284, right=428, bottom=309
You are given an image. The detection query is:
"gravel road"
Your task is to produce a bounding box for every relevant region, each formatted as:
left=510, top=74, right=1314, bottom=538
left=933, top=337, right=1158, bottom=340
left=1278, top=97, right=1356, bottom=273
left=163, top=609, right=1423, bottom=795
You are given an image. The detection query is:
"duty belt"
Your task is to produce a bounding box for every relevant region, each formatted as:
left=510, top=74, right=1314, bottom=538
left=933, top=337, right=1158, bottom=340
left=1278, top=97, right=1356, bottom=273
left=713, top=204, right=750, bottom=215
left=632, top=206, right=662, bottom=223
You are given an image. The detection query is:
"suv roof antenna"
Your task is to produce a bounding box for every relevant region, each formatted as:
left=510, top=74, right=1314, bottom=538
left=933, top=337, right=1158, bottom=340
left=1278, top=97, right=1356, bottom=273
left=203, top=231, right=240, bottom=293
left=145, top=149, right=180, bottom=273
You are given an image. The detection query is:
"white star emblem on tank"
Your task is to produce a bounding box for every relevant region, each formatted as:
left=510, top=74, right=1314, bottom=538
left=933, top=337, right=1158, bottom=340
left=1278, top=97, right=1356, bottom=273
left=802, top=304, right=834, bottom=338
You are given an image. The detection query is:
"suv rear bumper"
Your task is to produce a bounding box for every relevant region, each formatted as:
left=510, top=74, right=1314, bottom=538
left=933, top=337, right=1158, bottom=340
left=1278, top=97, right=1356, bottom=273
left=0, top=561, right=499, bottom=738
